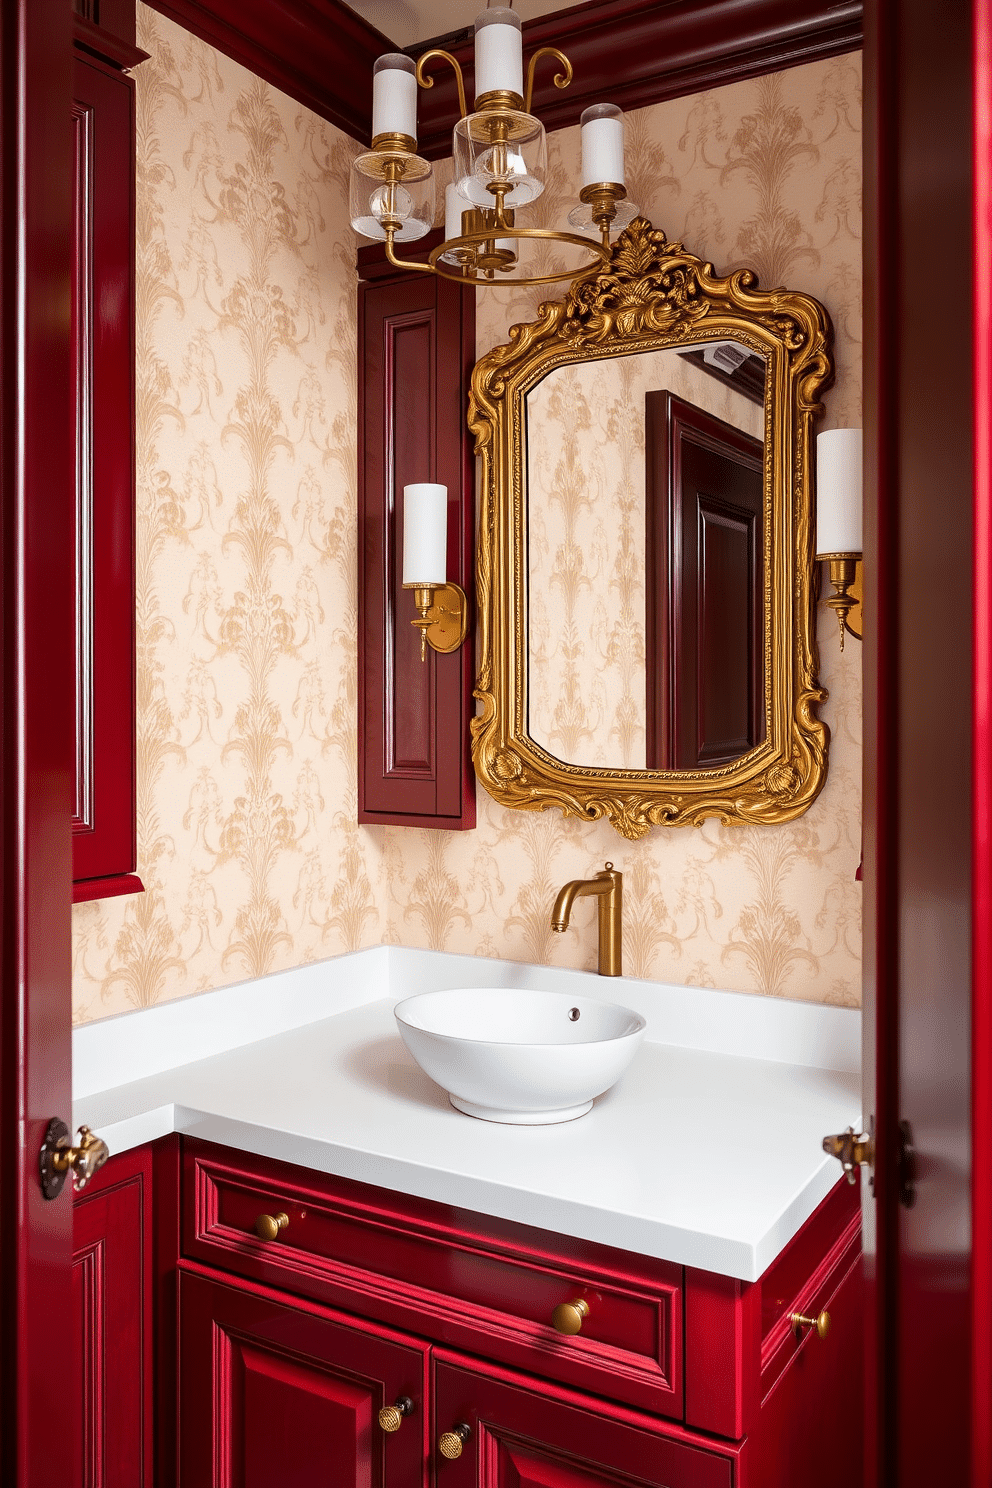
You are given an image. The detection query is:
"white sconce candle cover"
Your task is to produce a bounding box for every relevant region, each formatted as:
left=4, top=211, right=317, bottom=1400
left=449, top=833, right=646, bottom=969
left=403, top=484, right=448, bottom=585
left=372, top=54, right=418, bottom=140
left=474, top=8, right=523, bottom=100
left=580, top=103, right=626, bottom=187
left=816, top=429, right=863, bottom=556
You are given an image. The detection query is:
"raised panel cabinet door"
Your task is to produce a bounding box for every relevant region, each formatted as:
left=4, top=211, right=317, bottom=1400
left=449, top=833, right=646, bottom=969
left=432, top=1354, right=738, bottom=1488
left=73, top=1146, right=154, bottom=1488
left=179, top=1268, right=430, bottom=1487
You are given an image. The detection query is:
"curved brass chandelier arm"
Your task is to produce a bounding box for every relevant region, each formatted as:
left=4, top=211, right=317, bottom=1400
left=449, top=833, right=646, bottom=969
left=384, top=229, right=437, bottom=274
left=416, top=49, right=468, bottom=121
left=524, top=47, right=572, bottom=114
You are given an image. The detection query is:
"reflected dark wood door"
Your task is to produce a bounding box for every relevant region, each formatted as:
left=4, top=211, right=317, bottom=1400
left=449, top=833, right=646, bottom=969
left=645, top=393, right=763, bottom=770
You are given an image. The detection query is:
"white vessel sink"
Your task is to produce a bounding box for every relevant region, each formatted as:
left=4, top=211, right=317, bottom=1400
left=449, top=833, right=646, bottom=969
left=394, top=987, right=646, bottom=1124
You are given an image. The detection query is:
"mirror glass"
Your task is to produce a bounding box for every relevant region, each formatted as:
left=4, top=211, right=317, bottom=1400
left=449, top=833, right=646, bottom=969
left=525, top=339, right=767, bottom=772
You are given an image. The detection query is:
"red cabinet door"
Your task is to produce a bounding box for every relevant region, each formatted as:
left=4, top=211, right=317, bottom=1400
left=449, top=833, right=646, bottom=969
left=73, top=1148, right=154, bottom=1488
left=431, top=1353, right=738, bottom=1488
left=179, top=1267, right=430, bottom=1487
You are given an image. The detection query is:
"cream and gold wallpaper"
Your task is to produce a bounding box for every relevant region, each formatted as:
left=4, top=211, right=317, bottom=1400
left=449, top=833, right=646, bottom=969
left=71, top=20, right=862, bottom=1023
left=526, top=347, right=763, bottom=769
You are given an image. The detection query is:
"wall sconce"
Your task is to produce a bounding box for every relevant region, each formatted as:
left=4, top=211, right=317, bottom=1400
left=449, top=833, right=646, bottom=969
left=815, top=428, right=863, bottom=649
left=402, top=483, right=469, bottom=661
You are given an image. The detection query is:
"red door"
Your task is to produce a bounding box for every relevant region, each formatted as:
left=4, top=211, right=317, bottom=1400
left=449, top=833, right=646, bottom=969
left=0, top=1, right=77, bottom=1485
left=178, top=1268, right=430, bottom=1486
left=431, top=1353, right=738, bottom=1488
left=863, top=0, right=992, bottom=1483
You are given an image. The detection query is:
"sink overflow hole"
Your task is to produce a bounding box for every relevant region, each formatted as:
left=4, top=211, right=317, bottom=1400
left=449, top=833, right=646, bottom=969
left=568, top=1007, right=581, bottom=1021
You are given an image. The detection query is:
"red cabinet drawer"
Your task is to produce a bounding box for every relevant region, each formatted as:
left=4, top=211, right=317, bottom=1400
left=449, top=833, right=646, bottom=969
left=432, top=1352, right=739, bottom=1488
left=182, top=1140, right=683, bottom=1418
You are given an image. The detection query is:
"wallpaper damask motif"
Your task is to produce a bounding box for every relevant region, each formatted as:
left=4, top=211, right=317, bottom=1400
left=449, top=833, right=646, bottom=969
left=71, top=23, right=862, bottom=1023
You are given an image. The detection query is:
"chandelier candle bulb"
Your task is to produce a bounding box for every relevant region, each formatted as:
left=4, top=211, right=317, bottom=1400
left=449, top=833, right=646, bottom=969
left=372, top=54, right=418, bottom=142
left=474, top=7, right=523, bottom=100
left=402, top=484, right=448, bottom=586
left=815, top=428, right=863, bottom=556
left=580, top=103, right=626, bottom=188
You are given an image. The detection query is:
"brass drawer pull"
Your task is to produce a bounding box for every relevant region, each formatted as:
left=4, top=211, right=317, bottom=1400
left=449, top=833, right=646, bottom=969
left=254, top=1211, right=289, bottom=1241
left=791, top=1308, right=831, bottom=1340
left=378, top=1396, right=414, bottom=1433
left=551, top=1297, right=589, bottom=1335
left=438, top=1423, right=471, bottom=1459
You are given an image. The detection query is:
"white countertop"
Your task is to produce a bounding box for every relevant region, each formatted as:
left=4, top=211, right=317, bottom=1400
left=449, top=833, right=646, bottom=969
left=73, top=946, right=861, bottom=1283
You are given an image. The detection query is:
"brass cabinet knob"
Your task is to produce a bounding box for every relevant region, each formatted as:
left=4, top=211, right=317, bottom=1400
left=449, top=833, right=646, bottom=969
left=378, top=1396, right=414, bottom=1433
left=438, top=1423, right=472, bottom=1459
left=551, top=1298, right=590, bottom=1336
left=791, top=1308, right=831, bottom=1340
left=253, top=1211, right=289, bottom=1241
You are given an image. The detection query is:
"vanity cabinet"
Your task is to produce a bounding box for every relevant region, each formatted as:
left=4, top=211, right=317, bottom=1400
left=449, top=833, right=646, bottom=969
left=75, top=1135, right=862, bottom=1486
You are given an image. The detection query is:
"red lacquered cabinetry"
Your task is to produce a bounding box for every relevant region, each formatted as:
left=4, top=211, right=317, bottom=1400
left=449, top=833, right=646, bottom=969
left=78, top=1136, right=862, bottom=1486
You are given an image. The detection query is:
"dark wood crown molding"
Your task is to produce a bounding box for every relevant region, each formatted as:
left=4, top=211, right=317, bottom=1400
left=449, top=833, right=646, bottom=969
left=141, top=0, right=860, bottom=151
left=142, top=0, right=390, bottom=143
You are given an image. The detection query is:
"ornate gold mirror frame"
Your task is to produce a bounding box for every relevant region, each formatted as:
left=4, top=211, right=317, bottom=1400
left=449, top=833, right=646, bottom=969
left=469, top=217, right=834, bottom=840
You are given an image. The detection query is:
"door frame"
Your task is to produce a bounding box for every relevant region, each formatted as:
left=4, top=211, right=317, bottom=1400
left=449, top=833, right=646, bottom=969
left=0, top=1, right=77, bottom=1483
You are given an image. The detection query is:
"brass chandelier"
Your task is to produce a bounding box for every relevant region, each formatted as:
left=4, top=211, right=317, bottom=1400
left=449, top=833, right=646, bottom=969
left=349, top=7, right=638, bottom=287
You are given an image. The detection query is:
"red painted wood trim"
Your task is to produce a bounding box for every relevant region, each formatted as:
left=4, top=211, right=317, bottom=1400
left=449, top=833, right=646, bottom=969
left=152, top=1137, right=182, bottom=1488
left=72, top=1144, right=155, bottom=1488
left=142, top=0, right=390, bottom=144
left=73, top=873, right=145, bottom=903
left=358, top=231, right=476, bottom=829
left=73, top=14, right=149, bottom=69
left=0, top=2, right=77, bottom=1483
left=411, top=0, right=862, bottom=161
left=974, top=2, right=992, bottom=1482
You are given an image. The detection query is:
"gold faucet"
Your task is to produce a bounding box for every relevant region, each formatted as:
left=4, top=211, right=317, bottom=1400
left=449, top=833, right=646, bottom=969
left=551, top=863, right=623, bottom=977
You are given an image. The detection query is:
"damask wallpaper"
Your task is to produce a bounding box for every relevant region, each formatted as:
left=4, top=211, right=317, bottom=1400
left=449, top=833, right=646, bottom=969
left=70, top=14, right=862, bottom=1023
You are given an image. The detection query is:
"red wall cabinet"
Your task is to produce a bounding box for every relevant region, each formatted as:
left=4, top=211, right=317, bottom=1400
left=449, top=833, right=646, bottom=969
left=71, top=17, right=145, bottom=903
left=358, top=233, right=477, bottom=829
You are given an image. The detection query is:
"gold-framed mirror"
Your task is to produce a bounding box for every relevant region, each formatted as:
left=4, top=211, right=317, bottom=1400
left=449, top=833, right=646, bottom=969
left=469, top=216, right=834, bottom=840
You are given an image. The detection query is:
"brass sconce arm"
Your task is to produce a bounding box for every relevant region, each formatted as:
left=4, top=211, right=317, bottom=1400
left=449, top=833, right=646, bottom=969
left=820, top=553, right=862, bottom=650
left=415, top=48, right=468, bottom=120
left=524, top=46, right=573, bottom=113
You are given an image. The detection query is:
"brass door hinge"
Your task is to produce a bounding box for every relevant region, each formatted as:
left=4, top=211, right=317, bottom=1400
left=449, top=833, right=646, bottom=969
left=39, top=1119, right=109, bottom=1200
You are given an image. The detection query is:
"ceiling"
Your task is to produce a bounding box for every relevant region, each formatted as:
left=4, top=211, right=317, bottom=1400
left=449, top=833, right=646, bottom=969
left=342, top=0, right=585, bottom=50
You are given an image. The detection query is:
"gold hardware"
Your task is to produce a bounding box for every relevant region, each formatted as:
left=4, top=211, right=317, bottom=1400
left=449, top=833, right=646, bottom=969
left=579, top=180, right=628, bottom=243
left=822, top=1126, right=874, bottom=1185
left=551, top=1297, right=589, bottom=1335
left=254, top=1211, right=289, bottom=1241
left=378, top=1396, right=415, bottom=1432
left=40, top=1118, right=110, bottom=1199
left=524, top=46, right=572, bottom=113
left=438, top=1423, right=472, bottom=1459
left=403, top=581, right=470, bottom=661
left=551, top=864, right=622, bottom=976
left=370, top=131, right=418, bottom=155
left=791, top=1309, right=831, bottom=1340
left=820, top=554, right=863, bottom=649
left=385, top=222, right=609, bottom=288
left=469, top=215, right=832, bottom=838
left=416, top=49, right=468, bottom=120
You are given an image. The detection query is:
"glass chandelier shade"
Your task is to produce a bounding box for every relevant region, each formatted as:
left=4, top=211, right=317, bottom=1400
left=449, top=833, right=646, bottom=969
left=349, top=11, right=633, bottom=287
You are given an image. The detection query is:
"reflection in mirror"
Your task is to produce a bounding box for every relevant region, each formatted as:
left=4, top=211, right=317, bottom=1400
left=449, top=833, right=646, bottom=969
left=526, top=340, right=766, bottom=772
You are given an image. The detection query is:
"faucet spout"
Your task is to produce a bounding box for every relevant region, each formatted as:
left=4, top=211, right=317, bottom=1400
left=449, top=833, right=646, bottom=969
left=550, top=863, right=623, bottom=977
